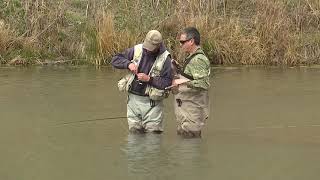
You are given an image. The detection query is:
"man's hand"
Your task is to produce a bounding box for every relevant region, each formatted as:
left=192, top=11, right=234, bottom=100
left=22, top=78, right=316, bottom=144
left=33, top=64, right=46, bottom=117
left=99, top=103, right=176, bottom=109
left=173, top=78, right=190, bottom=85
left=137, top=73, right=150, bottom=82
left=165, top=78, right=190, bottom=90
left=128, top=63, right=138, bottom=74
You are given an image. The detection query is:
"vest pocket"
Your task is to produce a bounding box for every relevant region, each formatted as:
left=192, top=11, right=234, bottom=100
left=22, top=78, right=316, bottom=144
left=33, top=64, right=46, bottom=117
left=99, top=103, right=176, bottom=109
left=118, top=74, right=133, bottom=92
left=148, top=87, right=169, bottom=101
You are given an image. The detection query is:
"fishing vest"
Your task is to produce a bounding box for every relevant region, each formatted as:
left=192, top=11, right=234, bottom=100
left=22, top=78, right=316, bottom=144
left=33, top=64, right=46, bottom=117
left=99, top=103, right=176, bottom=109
left=117, top=44, right=170, bottom=101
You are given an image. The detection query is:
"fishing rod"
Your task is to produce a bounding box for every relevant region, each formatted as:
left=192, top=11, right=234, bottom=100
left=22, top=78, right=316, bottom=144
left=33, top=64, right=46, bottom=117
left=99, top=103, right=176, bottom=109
left=54, top=116, right=127, bottom=126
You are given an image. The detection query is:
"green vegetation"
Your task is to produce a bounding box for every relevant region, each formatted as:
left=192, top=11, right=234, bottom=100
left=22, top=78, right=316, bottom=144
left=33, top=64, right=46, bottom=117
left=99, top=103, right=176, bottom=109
left=0, top=0, right=319, bottom=65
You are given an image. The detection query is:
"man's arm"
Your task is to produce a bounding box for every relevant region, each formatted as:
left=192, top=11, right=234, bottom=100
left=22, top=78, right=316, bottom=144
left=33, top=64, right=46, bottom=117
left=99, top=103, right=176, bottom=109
left=111, top=47, right=134, bottom=69
left=185, top=55, right=210, bottom=90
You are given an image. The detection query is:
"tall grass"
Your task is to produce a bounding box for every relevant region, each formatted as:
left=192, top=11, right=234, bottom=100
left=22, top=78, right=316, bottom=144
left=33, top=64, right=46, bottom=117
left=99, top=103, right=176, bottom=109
left=0, top=0, right=319, bottom=65
left=165, top=0, right=320, bottom=65
left=96, top=11, right=138, bottom=65
left=0, top=20, right=11, bottom=61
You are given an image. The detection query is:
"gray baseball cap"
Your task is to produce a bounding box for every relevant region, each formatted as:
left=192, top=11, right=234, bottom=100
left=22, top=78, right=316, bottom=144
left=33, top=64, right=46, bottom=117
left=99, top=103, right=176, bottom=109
left=143, top=30, right=162, bottom=51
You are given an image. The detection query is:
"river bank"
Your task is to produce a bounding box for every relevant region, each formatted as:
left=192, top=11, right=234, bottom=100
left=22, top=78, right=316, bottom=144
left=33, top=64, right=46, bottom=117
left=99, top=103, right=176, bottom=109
left=0, top=0, right=319, bottom=66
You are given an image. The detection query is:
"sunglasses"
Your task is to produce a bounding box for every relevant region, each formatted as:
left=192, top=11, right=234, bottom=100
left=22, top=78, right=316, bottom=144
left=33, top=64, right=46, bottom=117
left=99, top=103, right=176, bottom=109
left=179, top=38, right=192, bottom=45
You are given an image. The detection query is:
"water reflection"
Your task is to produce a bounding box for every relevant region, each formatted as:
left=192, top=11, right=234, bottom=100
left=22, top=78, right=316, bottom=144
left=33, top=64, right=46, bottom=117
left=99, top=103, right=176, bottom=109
left=123, top=133, right=162, bottom=180
left=170, top=138, right=202, bottom=163
left=123, top=133, right=209, bottom=180
left=164, top=138, right=210, bottom=180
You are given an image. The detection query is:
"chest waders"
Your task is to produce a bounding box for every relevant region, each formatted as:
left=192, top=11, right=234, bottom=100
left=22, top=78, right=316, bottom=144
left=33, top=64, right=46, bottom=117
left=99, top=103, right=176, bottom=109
left=117, top=44, right=170, bottom=132
left=174, top=50, right=210, bottom=135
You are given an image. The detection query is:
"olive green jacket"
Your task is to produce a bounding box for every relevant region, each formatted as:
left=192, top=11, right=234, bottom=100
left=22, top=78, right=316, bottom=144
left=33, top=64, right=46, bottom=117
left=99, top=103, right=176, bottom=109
left=183, top=47, right=210, bottom=90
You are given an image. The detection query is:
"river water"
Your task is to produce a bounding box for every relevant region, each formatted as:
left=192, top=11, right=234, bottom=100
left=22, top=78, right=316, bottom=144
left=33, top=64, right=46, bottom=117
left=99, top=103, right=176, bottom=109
left=1, top=66, right=320, bottom=180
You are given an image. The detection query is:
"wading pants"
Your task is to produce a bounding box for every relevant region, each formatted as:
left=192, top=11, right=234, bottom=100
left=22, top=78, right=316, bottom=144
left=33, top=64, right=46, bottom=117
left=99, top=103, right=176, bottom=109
left=127, top=93, right=164, bottom=132
left=174, top=86, right=209, bottom=133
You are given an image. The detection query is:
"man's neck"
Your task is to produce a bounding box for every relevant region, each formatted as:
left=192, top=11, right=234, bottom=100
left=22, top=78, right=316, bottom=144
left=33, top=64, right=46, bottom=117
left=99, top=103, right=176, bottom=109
left=189, top=45, right=200, bottom=54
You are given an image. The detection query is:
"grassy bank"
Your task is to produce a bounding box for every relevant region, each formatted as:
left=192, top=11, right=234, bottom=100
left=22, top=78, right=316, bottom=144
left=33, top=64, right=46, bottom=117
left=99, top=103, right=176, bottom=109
left=0, top=0, right=319, bottom=65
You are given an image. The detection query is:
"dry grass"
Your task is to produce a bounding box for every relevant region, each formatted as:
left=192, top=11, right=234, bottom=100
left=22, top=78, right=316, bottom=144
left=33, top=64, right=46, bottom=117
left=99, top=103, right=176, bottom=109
left=96, top=11, right=138, bottom=65
left=159, top=0, right=320, bottom=65
left=0, top=0, right=319, bottom=65
left=0, top=20, right=12, bottom=57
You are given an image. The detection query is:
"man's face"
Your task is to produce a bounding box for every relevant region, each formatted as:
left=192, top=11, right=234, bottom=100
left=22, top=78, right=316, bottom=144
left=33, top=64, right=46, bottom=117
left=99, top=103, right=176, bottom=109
left=179, top=33, right=192, bottom=53
left=145, top=45, right=160, bottom=55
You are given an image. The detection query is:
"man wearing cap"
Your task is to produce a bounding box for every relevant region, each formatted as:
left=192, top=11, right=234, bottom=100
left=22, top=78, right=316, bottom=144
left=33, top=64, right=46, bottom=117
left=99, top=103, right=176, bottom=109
left=171, top=27, right=210, bottom=138
left=111, top=30, right=173, bottom=133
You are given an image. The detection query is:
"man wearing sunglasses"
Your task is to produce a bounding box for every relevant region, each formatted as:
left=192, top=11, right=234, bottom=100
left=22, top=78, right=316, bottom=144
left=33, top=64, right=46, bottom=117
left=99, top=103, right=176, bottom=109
left=111, top=30, right=173, bottom=134
left=172, top=27, right=210, bottom=138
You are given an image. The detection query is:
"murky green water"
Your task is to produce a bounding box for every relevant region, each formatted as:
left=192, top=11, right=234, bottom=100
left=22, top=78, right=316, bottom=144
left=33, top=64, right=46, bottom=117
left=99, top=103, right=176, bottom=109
left=1, top=66, right=320, bottom=180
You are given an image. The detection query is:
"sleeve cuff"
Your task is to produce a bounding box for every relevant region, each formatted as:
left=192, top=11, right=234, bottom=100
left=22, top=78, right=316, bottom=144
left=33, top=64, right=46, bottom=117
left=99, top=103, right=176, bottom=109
left=126, top=62, right=132, bottom=69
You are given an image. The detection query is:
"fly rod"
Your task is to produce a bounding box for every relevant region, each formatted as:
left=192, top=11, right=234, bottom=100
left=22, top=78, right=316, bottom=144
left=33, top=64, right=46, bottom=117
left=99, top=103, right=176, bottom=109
left=54, top=116, right=127, bottom=126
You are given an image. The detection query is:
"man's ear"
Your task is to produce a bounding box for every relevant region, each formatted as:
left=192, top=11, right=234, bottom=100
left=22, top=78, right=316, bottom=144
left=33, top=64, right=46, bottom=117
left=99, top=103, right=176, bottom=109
left=190, top=38, right=195, bottom=45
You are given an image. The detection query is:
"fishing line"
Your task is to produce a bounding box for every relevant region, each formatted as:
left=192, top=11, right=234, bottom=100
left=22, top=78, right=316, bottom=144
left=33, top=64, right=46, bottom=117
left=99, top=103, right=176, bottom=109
left=54, top=116, right=128, bottom=126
